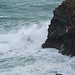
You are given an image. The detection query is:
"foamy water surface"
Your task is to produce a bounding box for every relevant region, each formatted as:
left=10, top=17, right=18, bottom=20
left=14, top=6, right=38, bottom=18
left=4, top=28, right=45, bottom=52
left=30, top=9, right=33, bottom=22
left=0, top=0, right=75, bottom=75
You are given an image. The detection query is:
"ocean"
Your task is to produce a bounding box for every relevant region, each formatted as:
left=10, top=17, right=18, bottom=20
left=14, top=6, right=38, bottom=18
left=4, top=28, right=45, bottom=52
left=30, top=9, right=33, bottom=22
left=0, top=0, right=75, bottom=75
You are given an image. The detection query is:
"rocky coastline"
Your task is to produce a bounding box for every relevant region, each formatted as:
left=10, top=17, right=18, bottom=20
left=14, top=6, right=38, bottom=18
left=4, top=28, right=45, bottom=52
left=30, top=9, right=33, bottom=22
left=42, top=0, right=75, bottom=56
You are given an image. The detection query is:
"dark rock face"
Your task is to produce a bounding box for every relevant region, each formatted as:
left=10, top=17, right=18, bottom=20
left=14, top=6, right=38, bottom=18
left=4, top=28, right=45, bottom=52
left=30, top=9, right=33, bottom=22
left=56, top=74, right=62, bottom=75
left=42, top=0, right=75, bottom=56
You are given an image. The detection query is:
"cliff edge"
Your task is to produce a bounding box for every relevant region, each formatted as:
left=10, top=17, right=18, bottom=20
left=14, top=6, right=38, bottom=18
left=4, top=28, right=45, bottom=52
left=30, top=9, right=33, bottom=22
left=42, top=0, right=75, bottom=56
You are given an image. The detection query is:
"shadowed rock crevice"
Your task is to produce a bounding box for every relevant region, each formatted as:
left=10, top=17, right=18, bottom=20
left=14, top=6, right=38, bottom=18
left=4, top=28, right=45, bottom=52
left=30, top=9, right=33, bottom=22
left=42, top=0, right=75, bottom=56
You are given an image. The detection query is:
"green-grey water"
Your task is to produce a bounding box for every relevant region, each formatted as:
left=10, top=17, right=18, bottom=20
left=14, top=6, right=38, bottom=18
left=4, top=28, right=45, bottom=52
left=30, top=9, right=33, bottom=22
left=0, top=0, right=75, bottom=75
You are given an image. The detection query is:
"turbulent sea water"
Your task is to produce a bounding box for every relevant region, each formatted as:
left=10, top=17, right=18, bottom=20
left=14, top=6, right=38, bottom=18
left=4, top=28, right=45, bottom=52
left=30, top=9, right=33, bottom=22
left=0, top=0, right=75, bottom=75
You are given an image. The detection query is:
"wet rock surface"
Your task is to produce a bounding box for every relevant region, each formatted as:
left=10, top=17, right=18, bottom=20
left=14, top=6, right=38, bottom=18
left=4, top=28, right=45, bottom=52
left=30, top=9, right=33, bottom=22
left=42, top=0, right=75, bottom=56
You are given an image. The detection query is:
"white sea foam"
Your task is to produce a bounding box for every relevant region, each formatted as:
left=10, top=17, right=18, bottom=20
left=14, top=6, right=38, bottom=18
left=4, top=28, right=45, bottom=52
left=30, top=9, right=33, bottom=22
left=0, top=21, right=75, bottom=75
left=0, top=16, right=8, bottom=18
left=0, top=0, right=74, bottom=75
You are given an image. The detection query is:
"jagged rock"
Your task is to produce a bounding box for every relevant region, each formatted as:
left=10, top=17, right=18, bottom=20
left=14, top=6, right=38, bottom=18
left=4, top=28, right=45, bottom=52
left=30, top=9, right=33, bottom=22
left=56, top=74, right=62, bottom=75
left=42, top=0, right=75, bottom=56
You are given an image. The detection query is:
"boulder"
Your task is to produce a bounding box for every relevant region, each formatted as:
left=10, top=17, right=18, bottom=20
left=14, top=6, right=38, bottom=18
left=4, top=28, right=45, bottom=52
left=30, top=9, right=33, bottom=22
left=42, top=0, right=75, bottom=56
left=56, top=74, right=62, bottom=75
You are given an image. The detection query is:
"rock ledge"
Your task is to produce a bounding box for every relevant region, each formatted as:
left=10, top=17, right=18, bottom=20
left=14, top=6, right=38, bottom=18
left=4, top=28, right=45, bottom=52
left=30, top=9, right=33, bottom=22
left=42, top=0, right=75, bottom=56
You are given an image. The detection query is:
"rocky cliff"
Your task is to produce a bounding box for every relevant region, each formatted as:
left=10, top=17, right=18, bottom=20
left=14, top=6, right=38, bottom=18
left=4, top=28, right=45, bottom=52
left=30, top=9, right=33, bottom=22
left=42, top=0, right=75, bottom=56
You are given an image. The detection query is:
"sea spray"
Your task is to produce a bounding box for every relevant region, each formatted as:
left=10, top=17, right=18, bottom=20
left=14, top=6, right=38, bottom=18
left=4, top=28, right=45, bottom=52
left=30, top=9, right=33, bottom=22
left=0, top=0, right=75, bottom=75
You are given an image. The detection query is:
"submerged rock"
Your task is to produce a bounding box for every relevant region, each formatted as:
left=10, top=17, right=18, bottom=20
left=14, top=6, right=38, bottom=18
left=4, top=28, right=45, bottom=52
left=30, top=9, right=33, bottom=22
left=42, top=0, right=75, bottom=56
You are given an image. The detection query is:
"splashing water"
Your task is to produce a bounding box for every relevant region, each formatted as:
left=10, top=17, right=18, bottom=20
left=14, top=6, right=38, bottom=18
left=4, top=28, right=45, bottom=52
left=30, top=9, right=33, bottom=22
left=0, top=0, right=75, bottom=75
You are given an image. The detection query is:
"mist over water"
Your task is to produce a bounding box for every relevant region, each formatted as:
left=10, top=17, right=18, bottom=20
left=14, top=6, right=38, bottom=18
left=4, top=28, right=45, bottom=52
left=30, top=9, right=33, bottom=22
left=0, top=0, right=75, bottom=75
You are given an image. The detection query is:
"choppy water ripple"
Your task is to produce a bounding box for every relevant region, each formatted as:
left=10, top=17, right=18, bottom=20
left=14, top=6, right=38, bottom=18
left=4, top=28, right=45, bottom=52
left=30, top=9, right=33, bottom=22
left=0, top=0, right=75, bottom=75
